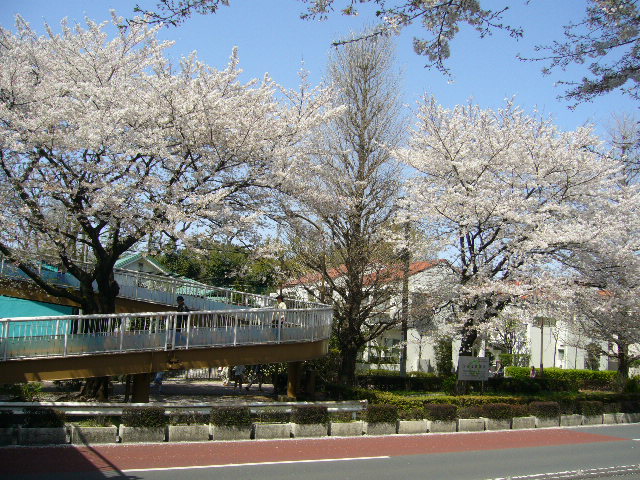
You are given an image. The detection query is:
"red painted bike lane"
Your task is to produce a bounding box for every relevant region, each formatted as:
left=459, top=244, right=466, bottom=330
left=0, top=429, right=628, bottom=475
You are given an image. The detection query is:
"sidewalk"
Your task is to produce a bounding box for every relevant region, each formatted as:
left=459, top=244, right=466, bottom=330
left=145, top=378, right=276, bottom=405
left=35, top=377, right=276, bottom=405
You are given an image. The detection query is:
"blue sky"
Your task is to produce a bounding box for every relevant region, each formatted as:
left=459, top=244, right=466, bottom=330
left=0, top=0, right=631, bottom=138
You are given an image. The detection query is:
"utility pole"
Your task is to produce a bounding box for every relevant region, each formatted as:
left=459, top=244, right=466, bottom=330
left=400, top=222, right=410, bottom=377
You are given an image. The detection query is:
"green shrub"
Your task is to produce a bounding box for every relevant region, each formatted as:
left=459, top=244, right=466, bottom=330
left=579, top=401, right=604, bottom=416
left=528, top=401, right=560, bottom=419
left=558, top=398, right=579, bottom=414
left=210, top=406, right=252, bottom=428
left=504, top=367, right=618, bottom=391
left=457, top=405, right=483, bottom=418
left=623, top=377, right=640, bottom=393
left=398, top=408, right=425, bottom=420
left=169, top=411, right=209, bottom=425
left=10, top=383, right=43, bottom=402
left=424, top=403, right=457, bottom=421
left=253, top=408, right=290, bottom=424
left=75, top=415, right=115, bottom=427
left=365, top=404, right=398, bottom=424
left=291, top=405, right=329, bottom=425
left=604, top=401, right=621, bottom=413
left=0, top=410, right=15, bottom=428
left=499, top=353, right=530, bottom=367
left=480, top=403, right=515, bottom=420
left=510, top=404, right=530, bottom=417
left=121, top=407, right=167, bottom=428
left=442, top=375, right=457, bottom=395
left=435, top=338, right=453, bottom=375
left=23, top=407, right=66, bottom=427
left=619, top=400, right=640, bottom=413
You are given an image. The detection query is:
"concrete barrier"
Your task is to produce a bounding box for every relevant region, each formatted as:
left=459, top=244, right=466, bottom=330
left=118, top=425, right=165, bottom=443
left=366, top=422, right=396, bottom=436
left=428, top=420, right=456, bottom=433
left=329, top=421, right=364, bottom=436
left=253, top=423, right=291, bottom=440
left=535, top=417, right=560, bottom=428
left=457, top=418, right=485, bottom=432
left=211, top=425, right=251, bottom=440
left=397, top=420, right=428, bottom=434
left=18, top=426, right=68, bottom=445
left=484, top=418, right=511, bottom=431
left=560, top=414, right=582, bottom=427
left=167, top=425, right=210, bottom=442
left=71, top=425, right=117, bottom=445
left=581, top=415, right=603, bottom=425
left=291, top=423, right=328, bottom=438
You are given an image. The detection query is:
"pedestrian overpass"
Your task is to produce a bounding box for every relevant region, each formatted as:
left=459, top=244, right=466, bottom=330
left=0, top=257, right=332, bottom=399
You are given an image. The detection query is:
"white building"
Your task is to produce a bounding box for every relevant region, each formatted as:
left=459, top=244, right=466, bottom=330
left=284, top=262, right=632, bottom=374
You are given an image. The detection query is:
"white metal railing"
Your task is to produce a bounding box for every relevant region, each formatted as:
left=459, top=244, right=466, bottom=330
left=0, top=254, right=327, bottom=310
left=0, top=307, right=333, bottom=361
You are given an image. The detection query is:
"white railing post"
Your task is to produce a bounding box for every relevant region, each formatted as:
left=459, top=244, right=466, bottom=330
left=277, top=313, right=282, bottom=343
left=186, top=313, right=191, bottom=350
left=311, top=311, right=315, bottom=342
left=119, top=317, right=125, bottom=352
left=63, top=326, right=68, bottom=357
left=233, top=313, right=237, bottom=345
left=2, top=321, right=8, bottom=361
left=164, top=315, right=170, bottom=350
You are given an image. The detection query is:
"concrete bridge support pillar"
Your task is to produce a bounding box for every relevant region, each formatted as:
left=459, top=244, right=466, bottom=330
left=131, top=372, right=151, bottom=403
left=287, top=361, right=303, bottom=399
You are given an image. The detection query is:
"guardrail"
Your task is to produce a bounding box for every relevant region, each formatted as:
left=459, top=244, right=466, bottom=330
left=0, top=306, right=333, bottom=361
left=0, top=400, right=367, bottom=417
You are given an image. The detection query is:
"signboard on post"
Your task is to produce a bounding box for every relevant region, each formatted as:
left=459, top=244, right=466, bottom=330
left=457, top=356, right=490, bottom=381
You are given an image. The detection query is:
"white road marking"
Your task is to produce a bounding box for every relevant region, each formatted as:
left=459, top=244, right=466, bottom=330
left=486, top=464, right=640, bottom=480
left=121, top=456, right=391, bottom=473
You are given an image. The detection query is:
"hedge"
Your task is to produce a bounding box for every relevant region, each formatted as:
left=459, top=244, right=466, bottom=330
left=356, top=375, right=444, bottom=392
left=253, top=408, right=291, bottom=424
left=23, top=407, right=66, bottom=428
left=480, top=403, right=517, bottom=420
left=424, top=403, right=457, bottom=421
left=365, top=404, right=399, bottom=424
left=528, top=401, right=560, bottom=419
left=210, top=406, right=252, bottom=428
left=504, top=367, right=619, bottom=391
left=487, top=376, right=575, bottom=394
left=121, top=407, right=167, bottom=428
left=292, top=405, right=329, bottom=425
left=579, top=401, right=604, bottom=416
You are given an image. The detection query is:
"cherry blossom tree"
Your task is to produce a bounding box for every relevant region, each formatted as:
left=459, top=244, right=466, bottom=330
left=532, top=0, right=640, bottom=104
left=134, top=0, right=520, bottom=75
left=0, top=13, right=330, bottom=317
left=398, top=98, right=622, bottom=358
left=553, top=130, right=640, bottom=378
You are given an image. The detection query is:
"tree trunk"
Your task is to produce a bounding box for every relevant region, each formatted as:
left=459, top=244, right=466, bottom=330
left=459, top=317, right=478, bottom=356
left=616, top=341, right=630, bottom=379
left=79, top=377, right=110, bottom=401
left=338, top=347, right=359, bottom=386
left=76, top=265, right=120, bottom=400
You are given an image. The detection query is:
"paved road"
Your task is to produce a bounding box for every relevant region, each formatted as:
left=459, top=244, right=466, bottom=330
left=2, top=424, right=639, bottom=480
